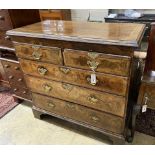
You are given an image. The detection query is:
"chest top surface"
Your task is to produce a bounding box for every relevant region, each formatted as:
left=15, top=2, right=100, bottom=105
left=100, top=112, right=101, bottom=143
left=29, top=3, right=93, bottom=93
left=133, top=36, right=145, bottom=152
left=7, top=20, right=145, bottom=47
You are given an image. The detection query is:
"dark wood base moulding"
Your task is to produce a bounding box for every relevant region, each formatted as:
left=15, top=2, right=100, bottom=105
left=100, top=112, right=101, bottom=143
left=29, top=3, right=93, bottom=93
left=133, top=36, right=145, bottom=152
left=32, top=106, right=126, bottom=145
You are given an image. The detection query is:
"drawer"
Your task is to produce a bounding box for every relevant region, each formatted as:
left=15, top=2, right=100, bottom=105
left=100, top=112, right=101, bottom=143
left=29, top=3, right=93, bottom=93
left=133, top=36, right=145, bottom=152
left=0, top=10, right=12, bottom=31
left=1, top=60, right=27, bottom=87
left=63, top=49, right=131, bottom=76
left=26, top=76, right=126, bottom=117
left=14, top=43, right=63, bottom=65
left=142, top=84, right=155, bottom=110
left=20, top=59, right=128, bottom=96
left=11, top=85, right=32, bottom=100
left=32, top=93, right=124, bottom=134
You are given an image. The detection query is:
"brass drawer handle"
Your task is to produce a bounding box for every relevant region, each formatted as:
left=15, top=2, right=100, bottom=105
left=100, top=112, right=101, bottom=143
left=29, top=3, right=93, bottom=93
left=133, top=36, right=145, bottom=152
left=48, top=101, right=55, bottom=108
left=0, top=16, right=4, bottom=20
left=38, top=66, right=48, bottom=75
left=9, top=75, right=14, bottom=79
left=66, top=103, right=75, bottom=109
left=5, top=36, right=11, bottom=40
left=18, top=78, right=22, bottom=82
left=88, top=95, right=98, bottom=104
left=88, top=52, right=99, bottom=59
left=62, top=83, right=73, bottom=91
left=4, top=64, right=10, bottom=68
left=23, top=91, right=26, bottom=94
left=14, top=66, right=20, bottom=70
left=59, top=67, right=70, bottom=74
left=86, top=76, right=98, bottom=86
left=87, top=60, right=99, bottom=71
left=42, top=83, right=52, bottom=93
left=13, top=88, right=18, bottom=92
left=91, top=115, right=99, bottom=122
left=32, top=46, right=42, bottom=60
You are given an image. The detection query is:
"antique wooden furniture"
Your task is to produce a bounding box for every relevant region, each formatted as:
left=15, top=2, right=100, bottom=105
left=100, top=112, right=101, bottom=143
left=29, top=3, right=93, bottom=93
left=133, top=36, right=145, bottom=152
left=0, top=9, right=40, bottom=101
left=144, top=23, right=155, bottom=72
left=136, top=23, right=155, bottom=137
left=7, top=21, right=145, bottom=144
left=39, top=10, right=71, bottom=21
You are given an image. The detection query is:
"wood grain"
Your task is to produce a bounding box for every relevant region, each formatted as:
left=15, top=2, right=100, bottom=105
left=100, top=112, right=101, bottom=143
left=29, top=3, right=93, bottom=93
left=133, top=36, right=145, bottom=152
left=26, top=75, right=126, bottom=117
left=63, top=49, right=131, bottom=76
left=14, top=43, right=63, bottom=65
left=20, top=59, right=128, bottom=96
left=32, top=93, right=124, bottom=134
left=7, top=20, right=145, bottom=47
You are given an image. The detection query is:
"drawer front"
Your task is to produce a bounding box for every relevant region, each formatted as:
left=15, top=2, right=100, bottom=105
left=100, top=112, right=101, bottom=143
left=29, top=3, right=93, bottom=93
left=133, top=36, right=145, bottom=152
left=32, top=93, right=124, bottom=134
left=14, top=43, right=63, bottom=65
left=0, top=10, right=12, bottom=31
left=20, top=59, right=128, bottom=96
left=26, top=76, right=126, bottom=117
left=11, top=85, right=32, bottom=100
left=143, top=84, right=155, bottom=110
left=1, top=60, right=27, bottom=87
left=63, top=49, right=131, bottom=76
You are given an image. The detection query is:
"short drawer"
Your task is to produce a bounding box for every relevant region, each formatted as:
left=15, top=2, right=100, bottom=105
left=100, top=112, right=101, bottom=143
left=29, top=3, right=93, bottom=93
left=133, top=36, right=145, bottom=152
left=32, top=93, right=124, bottom=134
left=63, top=49, right=131, bottom=76
left=14, top=43, right=63, bottom=65
left=0, top=10, right=12, bottom=31
left=20, top=59, right=128, bottom=96
left=26, top=76, right=126, bottom=117
left=11, top=85, right=32, bottom=100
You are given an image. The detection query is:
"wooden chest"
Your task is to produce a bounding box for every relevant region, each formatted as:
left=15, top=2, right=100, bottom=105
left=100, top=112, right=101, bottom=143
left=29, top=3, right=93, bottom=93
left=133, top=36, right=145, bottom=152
left=7, top=20, right=145, bottom=144
left=0, top=9, right=40, bottom=102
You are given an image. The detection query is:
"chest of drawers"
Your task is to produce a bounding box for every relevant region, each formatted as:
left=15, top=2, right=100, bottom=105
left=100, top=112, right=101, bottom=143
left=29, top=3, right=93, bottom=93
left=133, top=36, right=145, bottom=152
left=0, top=9, right=40, bottom=102
left=7, top=20, right=145, bottom=144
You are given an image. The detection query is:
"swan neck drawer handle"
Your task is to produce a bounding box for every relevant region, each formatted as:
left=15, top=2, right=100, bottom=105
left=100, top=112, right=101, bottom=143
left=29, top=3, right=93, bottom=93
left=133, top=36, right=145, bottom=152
left=38, top=66, right=48, bottom=75
left=88, top=95, right=98, bottom=104
left=42, top=83, right=52, bottom=93
left=32, top=46, right=42, bottom=60
left=59, top=67, right=70, bottom=74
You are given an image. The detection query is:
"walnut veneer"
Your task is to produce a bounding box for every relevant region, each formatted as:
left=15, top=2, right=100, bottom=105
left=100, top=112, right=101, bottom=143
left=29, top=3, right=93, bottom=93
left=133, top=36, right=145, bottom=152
left=7, top=20, right=145, bottom=144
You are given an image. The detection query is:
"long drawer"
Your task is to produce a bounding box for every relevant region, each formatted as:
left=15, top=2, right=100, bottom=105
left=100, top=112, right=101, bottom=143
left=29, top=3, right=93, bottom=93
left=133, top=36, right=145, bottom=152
left=63, top=49, right=131, bottom=76
left=20, top=59, right=128, bottom=96
left=32, top=93, right=124, bottom=134
left=14, top=43, right=63, bottom=65
left=25, top=75, right=126, bottom=117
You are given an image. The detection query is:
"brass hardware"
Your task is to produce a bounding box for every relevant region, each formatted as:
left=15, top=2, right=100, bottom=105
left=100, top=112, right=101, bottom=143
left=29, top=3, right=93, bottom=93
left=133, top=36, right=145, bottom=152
left=62, top=83, right=73, bottom=91
left=32, top=46, right=42, bottom=60
left=18, top=78, right=22, bottom=82
left=0, top=16, right=4, bottom=20
left=14, top=66, right=20, bottom=70
left=23, top=91, right=26, bottom=94
left=9, top=75, right=13, bottom=79
left=88, top=52, right=99, bottom=59
left=66, top=103, right=75, bottom=109
left=91, top=115, right=99, bottom=122
left=59, top=67, right=70, bottom=74
left=42, top=83, right=52, bottom=93
left=48, top=101, right=55, bottom=108
left=4, top=64, right=10, bottom=68
left=144, top=93, right=149, bottom=105
left=86, top=76, right=98, bottom=86
left=38, top=66, right=48, bottom=75
left=88, top=95, right=98, bottom=104
left=5, top=36, right=11, bottom=40
left=87, top=60, right=99, bottom=70
left=13, top=88, right=17, bottom=92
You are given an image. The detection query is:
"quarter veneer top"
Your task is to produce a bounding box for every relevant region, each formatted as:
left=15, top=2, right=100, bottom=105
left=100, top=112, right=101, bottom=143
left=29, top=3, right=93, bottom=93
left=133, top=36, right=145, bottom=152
left=7, top=20, right=145, bottom=47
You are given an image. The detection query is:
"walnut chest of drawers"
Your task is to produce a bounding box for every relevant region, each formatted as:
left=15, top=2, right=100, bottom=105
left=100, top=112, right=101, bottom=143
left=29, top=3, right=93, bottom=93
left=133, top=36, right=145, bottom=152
left=7, top=20, right=145, bottom=144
